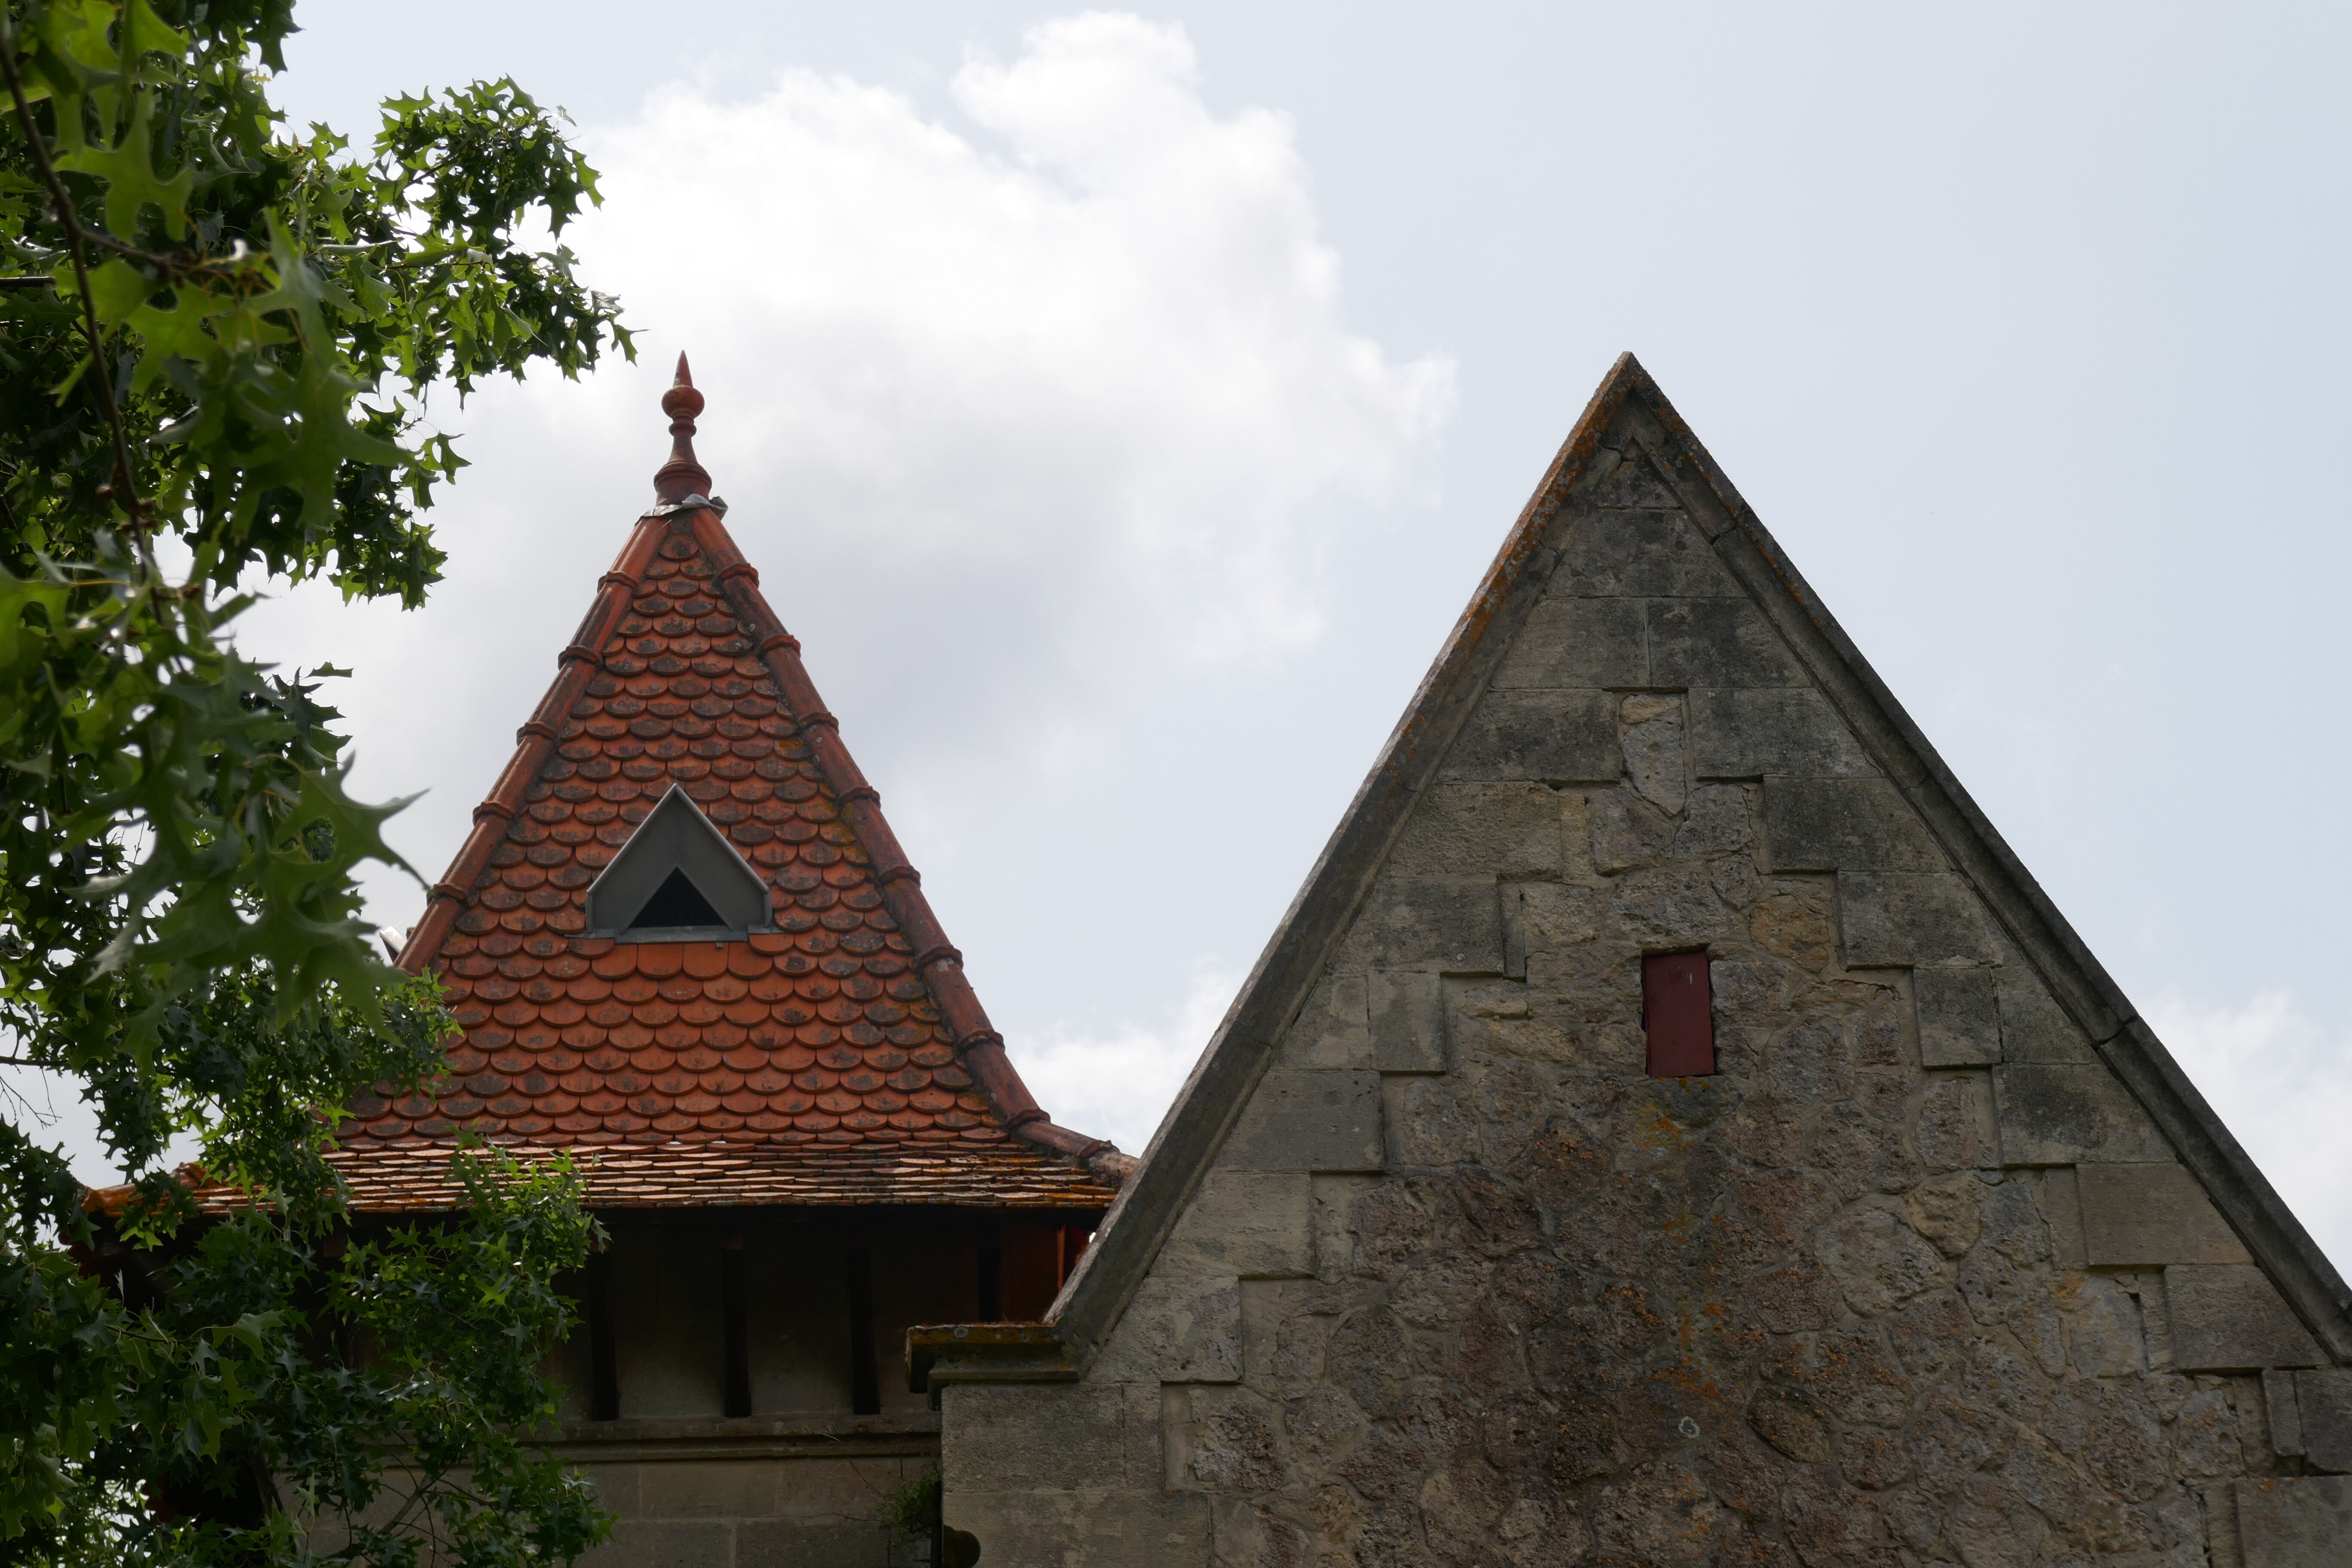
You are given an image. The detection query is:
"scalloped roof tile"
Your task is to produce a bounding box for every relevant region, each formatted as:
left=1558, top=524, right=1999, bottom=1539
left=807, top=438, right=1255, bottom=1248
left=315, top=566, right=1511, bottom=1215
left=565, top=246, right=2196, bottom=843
left=330, top=356, right=1122, bottom=1212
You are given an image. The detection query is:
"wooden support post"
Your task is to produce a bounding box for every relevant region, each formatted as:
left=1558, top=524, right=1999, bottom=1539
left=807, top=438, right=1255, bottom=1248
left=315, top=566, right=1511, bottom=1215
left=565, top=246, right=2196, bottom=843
left=721, top=1235, right=750, bottom=1418
left=587, top=1249, right=619, bottom=1422
left=846, top=1248, right=879, bottom=1415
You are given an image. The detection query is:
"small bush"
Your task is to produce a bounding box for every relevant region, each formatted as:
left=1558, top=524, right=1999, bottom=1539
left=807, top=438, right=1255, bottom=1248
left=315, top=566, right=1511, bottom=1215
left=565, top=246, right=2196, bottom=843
left=879, top=1466, right=941, bottom=1539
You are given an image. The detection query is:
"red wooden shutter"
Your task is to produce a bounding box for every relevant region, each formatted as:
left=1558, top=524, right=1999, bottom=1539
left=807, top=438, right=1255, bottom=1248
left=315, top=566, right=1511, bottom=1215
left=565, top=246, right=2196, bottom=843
left=1642, top=950, right=1715, bottom=1077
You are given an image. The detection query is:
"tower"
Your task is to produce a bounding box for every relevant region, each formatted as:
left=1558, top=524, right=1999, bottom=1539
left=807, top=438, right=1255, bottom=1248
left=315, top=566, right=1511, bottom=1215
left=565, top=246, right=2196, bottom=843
left=338, top=357, right=1129, bottom=1563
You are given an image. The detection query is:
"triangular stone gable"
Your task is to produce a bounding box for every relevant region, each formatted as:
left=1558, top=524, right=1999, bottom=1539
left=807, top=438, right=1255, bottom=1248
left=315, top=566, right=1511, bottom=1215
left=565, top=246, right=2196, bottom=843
left=930, top=355, right=2349, bottom=1566
left=1066, top=356, right=2348, bottom=1364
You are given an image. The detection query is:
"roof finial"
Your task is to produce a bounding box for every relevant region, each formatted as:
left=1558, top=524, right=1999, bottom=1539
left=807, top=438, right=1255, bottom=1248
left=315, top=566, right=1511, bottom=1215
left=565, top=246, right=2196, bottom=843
left=653, top=352, right=713, bottom=505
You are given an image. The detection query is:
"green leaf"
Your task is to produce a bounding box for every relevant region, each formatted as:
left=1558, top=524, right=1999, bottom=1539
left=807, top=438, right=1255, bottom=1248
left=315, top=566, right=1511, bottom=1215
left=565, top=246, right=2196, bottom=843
left=52, top=88, right=194, bottom=240
left=81, top=257, right=149, bottom=325
left=122, top=284, right=228, bottom=392
left=120, top=0, right=187, bottom=60
left=31, top=0, right=126, bottom=143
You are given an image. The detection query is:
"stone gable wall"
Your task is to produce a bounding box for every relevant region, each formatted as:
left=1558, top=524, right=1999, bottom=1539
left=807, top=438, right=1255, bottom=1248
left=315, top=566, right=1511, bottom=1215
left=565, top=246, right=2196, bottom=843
left=938, top=423, right=2346, bottom=1568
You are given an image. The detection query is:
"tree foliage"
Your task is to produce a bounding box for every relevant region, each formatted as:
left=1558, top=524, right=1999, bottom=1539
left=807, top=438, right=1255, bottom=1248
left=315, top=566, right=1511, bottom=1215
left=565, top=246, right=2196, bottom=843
left=0, top=0, right=630, bottom=1558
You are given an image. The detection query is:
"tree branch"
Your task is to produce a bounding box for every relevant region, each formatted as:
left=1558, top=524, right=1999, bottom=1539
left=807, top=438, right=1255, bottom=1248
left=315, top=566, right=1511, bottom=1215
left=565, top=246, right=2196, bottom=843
left=0, top=21, right=149, bottom=524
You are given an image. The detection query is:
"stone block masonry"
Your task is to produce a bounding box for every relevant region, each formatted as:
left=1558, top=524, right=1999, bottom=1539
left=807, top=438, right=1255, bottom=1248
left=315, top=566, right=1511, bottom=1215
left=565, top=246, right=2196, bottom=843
left=2077, top=1162, right=2253, bottom=1268
left=930, top=358, right=2348, bottom=1566
left=318, top=1439, right=935, bottom=1568
left=576, top=1448, right=933, bottom=1568
left=2230, top=1475, right=2352, bottom=1568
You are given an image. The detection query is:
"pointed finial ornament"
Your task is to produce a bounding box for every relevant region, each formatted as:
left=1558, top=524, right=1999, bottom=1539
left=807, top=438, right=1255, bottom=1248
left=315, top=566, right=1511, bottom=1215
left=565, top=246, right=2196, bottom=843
left=653, top=352, right=714, bottom=504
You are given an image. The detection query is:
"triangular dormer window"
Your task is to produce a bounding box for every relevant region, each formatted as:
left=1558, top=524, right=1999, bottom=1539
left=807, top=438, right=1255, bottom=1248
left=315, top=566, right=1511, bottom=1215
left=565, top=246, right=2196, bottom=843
left=584, top=784, right=773, bottom=941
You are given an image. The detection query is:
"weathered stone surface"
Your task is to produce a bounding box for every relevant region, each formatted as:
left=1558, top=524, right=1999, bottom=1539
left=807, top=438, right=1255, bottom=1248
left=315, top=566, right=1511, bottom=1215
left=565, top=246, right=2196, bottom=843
left=1161, top=1173, right=1314, bottom=1279
left=1222, top=1072, right=1384, bottom=1173
left=1167, top=1385, right=1287, bottom=1491
left=942, top=1385, right=1131, bottom=1490
left=1915, top=965, right=2001, bottom=1068
left=2235, top=1475, right=2352, bottom=1568
left=1491, top=596, right=1647, bottom=689
left=2177, top=1386, right=2247, bottom=1479
left=946, top=1486, right=1213, bottom=1568
left=1237, top=1277, right=1331, bottom=1389
left=1761, top=776, right=1943, bottom=872
left=1620, top=694, right=1689, bottom=814
left=1670, top=783, right=1752, bottom=861
left=1558, top=506, right=1738, bottom=598
left=579, top=1521, right=734, bottom=1568
left=1747, top=1386, right=1831, bottom=1461
left=1814, top=1204, right=1947, bottom=1314
left=2075, top=1162, right=2252, bottom=1266
left=2297, top=1369, right=2352, bottom=1475
left=2037, top=1166, right=2087, bottom=1266
left=1389, top=782, right=1564, bottom=879
left=1690, top=688, right=1876, bottom=779
left=1382, top=1073, right=1479, bottom=1169
left=1366, top=970, right=1446, bottom=1073
left=1588, top=787, right=1675, bottom=874
left=1281, top=972, right=1369, bottom=1070
left=2266, top=1367, right=2306, bottom=1459
left=1446, top=689, right=1621, bottom=783
left=1498, top=885, right=1601, bottom=986
left=1337, top=876, right=1501, bottom=972
left=1991, top=1063, right=2171, bottom=1165
left=1586, top=442, right=1685, bottom=508
left=2056, top=1272, right=2146, bottom=1376
left=1916, top=1071, right=1998, bottom=1170
left=1590, top=1461, right=1736, bottom=1563
left=1092, top=1277, right=1243, bottom=1383
left=638, top=1461, right=778, bottom=1519
left=1839, top=871, right=1998, bottom=966
left=1997, top=972, right=2098, bottom=1064
left=578, top=1463, right=642, bottom=1520
left=2168, top=1266, right=2327, bottom=1372
left=1606, top=863, right=1742, bottom=949
left=1780, top=1462, right=1886, bottom=1561
left=737, top=1521, right=902, bottom=1567
left=1646, top=599, right=1806, bottom=687
left=1903, top=1171, right=1987, bottom=1257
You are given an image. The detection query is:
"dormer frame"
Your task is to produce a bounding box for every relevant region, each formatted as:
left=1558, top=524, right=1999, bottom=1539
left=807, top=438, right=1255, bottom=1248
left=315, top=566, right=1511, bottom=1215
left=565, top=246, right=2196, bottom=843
left=583, top=784, right=775, bottom=942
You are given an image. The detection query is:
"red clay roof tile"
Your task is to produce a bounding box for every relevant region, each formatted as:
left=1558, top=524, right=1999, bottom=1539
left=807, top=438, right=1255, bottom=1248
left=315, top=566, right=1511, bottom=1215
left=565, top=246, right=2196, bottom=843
left=332, top=356, right=1128, bottom=1212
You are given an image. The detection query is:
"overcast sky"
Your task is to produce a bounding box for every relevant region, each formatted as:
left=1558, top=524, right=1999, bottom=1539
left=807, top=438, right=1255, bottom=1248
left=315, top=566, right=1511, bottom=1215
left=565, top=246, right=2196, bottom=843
left=28, top=3, right=2352, bottom=1268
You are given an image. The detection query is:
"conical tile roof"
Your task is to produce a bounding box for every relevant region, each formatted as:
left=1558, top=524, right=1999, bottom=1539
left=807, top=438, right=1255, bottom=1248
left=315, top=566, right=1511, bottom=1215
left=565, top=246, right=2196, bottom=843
left=330, top=358, right=1127, bottom=1212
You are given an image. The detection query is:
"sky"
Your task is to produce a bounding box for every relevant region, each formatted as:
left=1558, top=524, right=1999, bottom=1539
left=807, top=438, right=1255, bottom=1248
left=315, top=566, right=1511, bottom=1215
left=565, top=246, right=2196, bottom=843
left=19, top=3, right=2352, bottom=1270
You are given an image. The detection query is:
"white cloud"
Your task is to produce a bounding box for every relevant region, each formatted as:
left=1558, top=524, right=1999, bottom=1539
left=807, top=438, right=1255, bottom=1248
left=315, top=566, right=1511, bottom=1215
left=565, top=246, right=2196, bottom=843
left=537, top=10, right=1451, bottom=667
left=2147, top=989, right=2352, bottom=1277
left=1009, top=964, right=1240, bottom=1157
